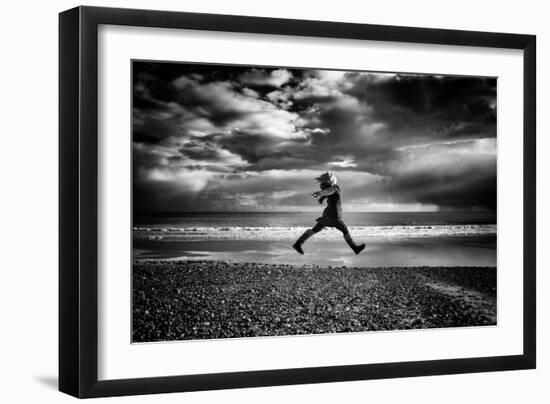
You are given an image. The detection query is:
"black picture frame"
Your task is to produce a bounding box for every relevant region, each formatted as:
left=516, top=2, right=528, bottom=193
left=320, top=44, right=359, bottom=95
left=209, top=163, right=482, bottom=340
left=59, top=6, right=536, bottom=398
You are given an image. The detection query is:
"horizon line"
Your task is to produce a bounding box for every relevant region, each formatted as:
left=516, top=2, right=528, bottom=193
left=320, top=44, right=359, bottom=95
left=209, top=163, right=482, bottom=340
left=134, top=210, right=496, bottom=214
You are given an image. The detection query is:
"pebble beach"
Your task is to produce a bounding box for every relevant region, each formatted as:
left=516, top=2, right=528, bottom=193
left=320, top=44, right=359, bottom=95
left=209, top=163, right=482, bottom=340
left=132, top=260, right=496, bottom=342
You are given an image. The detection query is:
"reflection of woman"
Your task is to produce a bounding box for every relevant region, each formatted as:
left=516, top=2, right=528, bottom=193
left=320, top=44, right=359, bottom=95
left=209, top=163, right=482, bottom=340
left=292, top=172, right=366, bottom=255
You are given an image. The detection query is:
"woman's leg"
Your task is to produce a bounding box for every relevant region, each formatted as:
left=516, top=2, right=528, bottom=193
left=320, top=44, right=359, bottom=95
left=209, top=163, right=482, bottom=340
left=292, top=222, right=325, bottom=254
left=335, top=220, right=365, bottom=255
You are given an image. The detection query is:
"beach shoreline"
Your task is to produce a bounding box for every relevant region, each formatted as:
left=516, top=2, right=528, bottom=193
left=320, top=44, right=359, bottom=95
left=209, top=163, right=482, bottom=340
left=133, top=260, right=496, bottom=342
left=133, top=234, right=496, bottom=267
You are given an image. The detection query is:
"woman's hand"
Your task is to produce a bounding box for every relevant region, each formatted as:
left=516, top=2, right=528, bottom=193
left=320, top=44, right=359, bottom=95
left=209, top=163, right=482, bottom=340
left=313, top=186, right=336, bottom=198
left=311, top=191, right=325, bottom=204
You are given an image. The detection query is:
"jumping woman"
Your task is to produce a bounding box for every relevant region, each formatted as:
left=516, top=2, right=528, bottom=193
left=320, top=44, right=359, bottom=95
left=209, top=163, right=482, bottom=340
left=292, top=172, right=366, bottom=255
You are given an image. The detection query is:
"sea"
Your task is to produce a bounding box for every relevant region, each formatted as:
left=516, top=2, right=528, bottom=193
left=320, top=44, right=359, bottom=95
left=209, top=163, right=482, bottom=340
left=133, top=212, right=497, bottom=267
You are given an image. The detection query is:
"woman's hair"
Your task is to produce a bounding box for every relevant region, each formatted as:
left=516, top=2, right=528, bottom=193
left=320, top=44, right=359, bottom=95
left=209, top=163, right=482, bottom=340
left=315, top=171, right=337, bottom=186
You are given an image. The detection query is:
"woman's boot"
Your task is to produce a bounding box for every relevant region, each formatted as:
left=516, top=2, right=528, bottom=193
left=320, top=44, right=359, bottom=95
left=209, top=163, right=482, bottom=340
left=344, top=233, right=366, bottom=255
left=292, top=229, right=315, bottom=255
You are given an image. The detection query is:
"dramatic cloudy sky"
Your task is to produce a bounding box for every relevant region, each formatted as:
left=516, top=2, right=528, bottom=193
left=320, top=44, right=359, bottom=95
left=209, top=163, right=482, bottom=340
left=133, top=62, right=496, bottom=213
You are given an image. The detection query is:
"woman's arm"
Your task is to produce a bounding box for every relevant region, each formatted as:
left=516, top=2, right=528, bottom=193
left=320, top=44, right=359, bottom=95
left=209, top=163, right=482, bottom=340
left=311, top=185, right=337, bottom=198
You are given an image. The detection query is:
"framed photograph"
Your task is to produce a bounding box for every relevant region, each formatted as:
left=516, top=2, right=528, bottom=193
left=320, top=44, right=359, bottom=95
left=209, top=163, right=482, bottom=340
left=59, top=6, right=536, bottom=398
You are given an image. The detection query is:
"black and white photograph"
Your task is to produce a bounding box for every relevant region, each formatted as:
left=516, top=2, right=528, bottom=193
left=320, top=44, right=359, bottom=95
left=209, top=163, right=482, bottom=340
left=2, top=0, right=545, bottom=401
left=132, top=61, right=497, bottom=342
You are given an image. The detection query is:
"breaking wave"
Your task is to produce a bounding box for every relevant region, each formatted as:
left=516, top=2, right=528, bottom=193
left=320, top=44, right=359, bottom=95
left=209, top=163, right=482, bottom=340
left=133, top=224, right=496, bottom=241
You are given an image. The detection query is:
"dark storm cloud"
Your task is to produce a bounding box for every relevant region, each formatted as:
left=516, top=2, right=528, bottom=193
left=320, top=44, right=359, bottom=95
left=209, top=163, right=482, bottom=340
left=132, top=62, right=497, bottom=212
left=389, top=167, right=497, bottom=210
left=199, top=130, right=314, bottom=168
left=387, top=142, right=497, bottom=210
left=344, top=73, right=496, bottom=139
left=133, top=116, right=180, bottom=144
